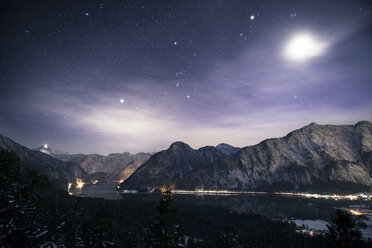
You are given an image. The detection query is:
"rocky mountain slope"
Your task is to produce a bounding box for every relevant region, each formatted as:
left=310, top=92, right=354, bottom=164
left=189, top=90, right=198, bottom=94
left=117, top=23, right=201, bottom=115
left=119, top=142, right=231, bottom=190
left=39, top=149, right=151, bottom=181
left=0, top=134, right=90, bottom=186
left=120, top=122, right=372, bottom=192
left=215, top=143, right=240, bottom=155
left=51, top=153, right=124, bottom=174
left=177, top=121, right=372, bottom=192
left=108, top=152, right=151, bottom=182
left=33, top=145, right=68, bottom=156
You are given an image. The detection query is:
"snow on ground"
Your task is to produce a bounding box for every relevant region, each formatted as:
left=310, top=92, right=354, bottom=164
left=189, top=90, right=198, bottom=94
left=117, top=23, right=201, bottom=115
left=292, top=219, right=328, bottom=231
left=292, top=217, right=372, bottom=240
left=361, top=216, right=372, bottom=240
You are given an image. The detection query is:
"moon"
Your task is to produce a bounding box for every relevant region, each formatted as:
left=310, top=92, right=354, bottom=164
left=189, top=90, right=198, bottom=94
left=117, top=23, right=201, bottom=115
left=284, top=33, right=326, bottom=62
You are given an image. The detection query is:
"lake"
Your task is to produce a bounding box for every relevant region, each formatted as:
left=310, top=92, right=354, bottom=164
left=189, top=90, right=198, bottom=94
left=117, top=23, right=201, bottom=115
left=70, top=182, right=372, bottom=239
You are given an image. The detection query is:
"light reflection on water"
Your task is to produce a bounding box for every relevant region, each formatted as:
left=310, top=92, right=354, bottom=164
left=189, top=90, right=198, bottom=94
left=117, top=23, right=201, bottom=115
left=68, top=182, right=372, bottom=238
left=69, top=182, right=371, bottom=219
left=173, top=190, right=372, bottom=201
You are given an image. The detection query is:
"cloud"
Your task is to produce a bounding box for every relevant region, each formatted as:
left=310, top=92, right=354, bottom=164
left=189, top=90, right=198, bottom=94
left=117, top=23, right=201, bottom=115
left=26, top=83, right=371, bottom=154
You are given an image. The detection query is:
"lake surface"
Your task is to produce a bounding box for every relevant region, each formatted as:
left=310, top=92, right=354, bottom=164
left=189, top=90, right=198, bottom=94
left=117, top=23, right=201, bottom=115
left=70, top=182, right=372, bottom=238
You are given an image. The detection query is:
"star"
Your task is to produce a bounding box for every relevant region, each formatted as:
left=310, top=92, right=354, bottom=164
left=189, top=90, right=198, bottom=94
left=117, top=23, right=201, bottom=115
left=2, top=0, right=370, bottom=159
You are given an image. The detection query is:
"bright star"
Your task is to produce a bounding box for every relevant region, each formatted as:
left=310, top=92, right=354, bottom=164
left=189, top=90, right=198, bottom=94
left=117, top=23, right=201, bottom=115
left=120, top=99, right=124, bottom=103
left=284, top=33, right=326, bottom=62
left=174, top=41, right=177, bottom=45
left=250, top=15, right=255, bottom=20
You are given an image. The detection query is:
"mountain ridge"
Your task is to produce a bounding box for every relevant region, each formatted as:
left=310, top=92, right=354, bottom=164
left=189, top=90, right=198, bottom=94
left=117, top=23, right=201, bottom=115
left=0, top=134, right=91, bottom=186
left=34, top=146, right=152, bottom=182
left=121, top=121, right=372, bottom=192
left=119, top=142, right=238, bottom=190
left=177, top=121, right=372, bottom=191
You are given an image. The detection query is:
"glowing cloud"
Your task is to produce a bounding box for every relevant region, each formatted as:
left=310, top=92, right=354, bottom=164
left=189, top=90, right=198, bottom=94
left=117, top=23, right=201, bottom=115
left=284, top=33, right=326, bottom=62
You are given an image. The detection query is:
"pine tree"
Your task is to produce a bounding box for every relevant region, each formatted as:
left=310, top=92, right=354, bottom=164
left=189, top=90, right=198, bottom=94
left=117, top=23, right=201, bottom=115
left=91, top=203, right=114, bottom=247
left=327, top=209, right=364, bottom=248
left=0, top=150, right=47, bottom=247
left=63, top=206, right=85, bottom=247
left=147, top=185, right=183, bottom=248
left=217, top=231, right=255, bottom=248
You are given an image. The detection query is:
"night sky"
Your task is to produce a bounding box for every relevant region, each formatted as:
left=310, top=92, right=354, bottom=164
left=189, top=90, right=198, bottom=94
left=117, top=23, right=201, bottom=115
left=1, top=0, right=371, bottom=154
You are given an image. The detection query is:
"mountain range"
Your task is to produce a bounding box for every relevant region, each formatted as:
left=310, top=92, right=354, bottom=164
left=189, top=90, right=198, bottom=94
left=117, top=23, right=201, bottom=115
left=120, top=121, right=372, bottom=192
left=120, top=142, right=240, bottom=190
left=0, top=135, right=151, bottom=187
left=0, top=135, right=90, bottom=186
left=34, top=147, right=152, bottom=182
left=1, top=121, right=371, bottom=193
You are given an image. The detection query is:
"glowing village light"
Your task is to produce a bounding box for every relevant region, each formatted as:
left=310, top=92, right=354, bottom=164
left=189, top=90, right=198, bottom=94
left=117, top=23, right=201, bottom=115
left=76, top=178, right=84, bottom=189
left=172, top=190, right=372, bottom=201
left=346, top=195, right=359, bottom=201
left=348, top=209, right=364, bottom=216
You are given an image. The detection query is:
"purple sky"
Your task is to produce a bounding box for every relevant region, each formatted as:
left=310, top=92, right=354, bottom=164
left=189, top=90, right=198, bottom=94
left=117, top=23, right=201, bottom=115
left=0, top=0, right=371, bottom=154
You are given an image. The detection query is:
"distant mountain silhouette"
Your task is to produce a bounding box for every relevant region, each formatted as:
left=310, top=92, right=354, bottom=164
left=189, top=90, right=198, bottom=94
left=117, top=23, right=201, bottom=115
left=46, top=151, right=151, bottom=182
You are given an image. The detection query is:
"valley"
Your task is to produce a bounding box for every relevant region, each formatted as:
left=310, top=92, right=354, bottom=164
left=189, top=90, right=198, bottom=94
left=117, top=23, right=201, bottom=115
left=1, top=121, right=372, bottom=247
